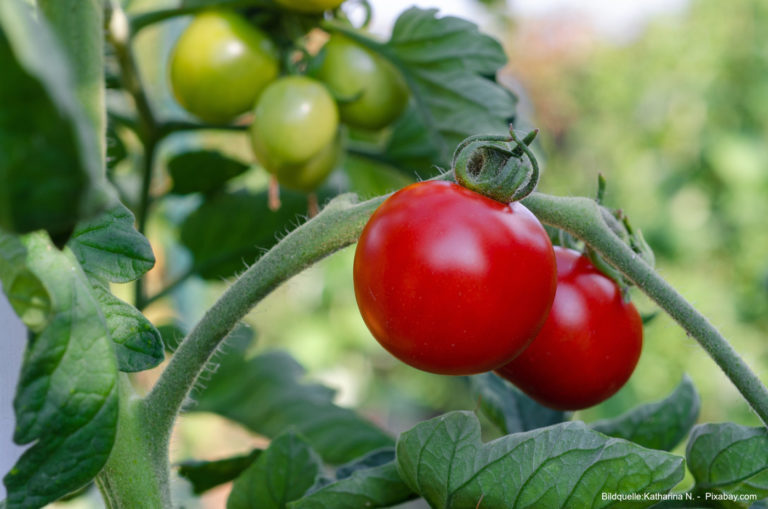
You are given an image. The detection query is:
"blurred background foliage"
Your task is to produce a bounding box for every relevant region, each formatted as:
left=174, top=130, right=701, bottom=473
left=62, top=0, right=768, bottom=506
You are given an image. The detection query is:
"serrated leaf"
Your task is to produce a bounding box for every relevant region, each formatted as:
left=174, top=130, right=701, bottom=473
left=227, top=432, right=321, bottom=509
left=383, top=7, right=517, bottom=165
left=1, top=233, right=118, bottom=509
left=0, top=0, right=110, bottom=242
left=69, top=203, right=155, bottom=283
left=687, top=423, right=768, bottom=507
left=592, top=375, right=700, bottom=451
left=397, top=411, right=684, bottom=509
left=468, top=373, right=569, bottom=434
left=180, top=190, right=310, bottom=280
left=178, top=449, right=261, bottom=495
left=342, top=154, right=414, bottom=198
left=91, top=283, right=164, bottom=372
left=290, top=462, right=415, bottom=509
left=168, top=150, right=250, bottom=195
left=384, top=105, right=444, bottom=172
left=193, top=335, right=393, bottom=464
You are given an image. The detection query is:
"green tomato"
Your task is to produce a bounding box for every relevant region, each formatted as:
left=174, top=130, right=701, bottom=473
left=270, top=136, right=341, bottom=192
left=250, top=76, right=340, bottom=190
left=315, top=35, right=409, bottom=130
left=274, top=0, right=345, bottom=14
left=169, top=10, right=279, bottom=124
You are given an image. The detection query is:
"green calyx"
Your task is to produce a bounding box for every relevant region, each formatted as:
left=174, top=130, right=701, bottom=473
left=452, top=127, right=540, bottom=203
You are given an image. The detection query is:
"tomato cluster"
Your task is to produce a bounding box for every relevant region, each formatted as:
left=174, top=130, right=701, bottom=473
left=168, top=5, right=408, bottom=193
left=353, top=182, right=644, bottom=410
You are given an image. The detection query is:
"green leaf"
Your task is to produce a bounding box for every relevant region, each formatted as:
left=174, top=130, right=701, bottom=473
left=180, top=190, right=311, bottom=280
left=69, top=203, right=155, bottom=283
left=178, top=449, right=262, bottom=495
left=1, top=233, right=118, bottom=509
left=591, top=375, right=700, bottom=451
left=168, top=150, right=250, bottom=195
left=468, top=373, right=569, bottom=434
left=334, top=447, right=395, bottom=480
left=687, top=423, right=768, bottom=507
left=384, top=104, right=444, bottom=171
left=227, top=432, right=321, bottom=509
left=382, top=7, right=517, bottom=165
left=0, top=0, right=111, bottom=242
left=193, top=334, right=393, bottom=464
left=157, top=322, right=186, bottom=353
left=91, top=283, right=164, bottom=372
left=0, top=235, right=51, bottom=332
left=290, top=462, right=416, bottom=509
left=396, top=411, right=684, bottom=509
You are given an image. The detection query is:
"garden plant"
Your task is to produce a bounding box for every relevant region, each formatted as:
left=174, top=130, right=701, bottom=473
left=1, top=0, right=768, bottom=508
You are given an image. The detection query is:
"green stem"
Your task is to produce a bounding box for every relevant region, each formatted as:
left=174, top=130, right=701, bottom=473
left=107, top=4, right=159, bottom=308
left=129, top=0, right=272, bottom=35
left=142, top=191, right=388, bottom=439
left=141, top=181, right=768, bottom=506
left=96, top=375, right=170, bottom=508
left=520, top=193, right=768, bottom=427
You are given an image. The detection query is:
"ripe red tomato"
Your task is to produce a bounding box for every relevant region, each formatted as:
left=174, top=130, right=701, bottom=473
left=496, top=247, right=643, bottom=411
left=353, top=181, right=557, bottom=375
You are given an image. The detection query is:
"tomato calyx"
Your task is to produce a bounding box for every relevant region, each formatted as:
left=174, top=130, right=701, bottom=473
left=452, top=127, right=540, bottom=204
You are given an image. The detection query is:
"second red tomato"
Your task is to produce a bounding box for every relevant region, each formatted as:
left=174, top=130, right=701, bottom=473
left=353, top=181, right=557, bottom=375
left=496, top=247, right=643, bottom=410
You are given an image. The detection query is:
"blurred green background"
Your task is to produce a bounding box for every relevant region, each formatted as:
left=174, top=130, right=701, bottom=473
left=59, top=0, right=768, bottom=506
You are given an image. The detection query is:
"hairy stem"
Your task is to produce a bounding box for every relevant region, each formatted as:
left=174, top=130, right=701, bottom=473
left=142, top=192, right=389, bottom=450
left=521, top=193, right=768, bottom=426
left=142, top=184, right=768, bottom=503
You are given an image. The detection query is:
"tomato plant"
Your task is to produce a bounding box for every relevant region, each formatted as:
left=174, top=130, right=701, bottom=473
left=315, top=34, right=409, bottom=130
left=496, top=247, right=643, bottom=411
left=249, top=75, right=339, bottom=191
left=3, top=1, right=768, bottom=508
left=169, top=10, right=278, bottom=124
left=353, top=180, right=557, bottom=375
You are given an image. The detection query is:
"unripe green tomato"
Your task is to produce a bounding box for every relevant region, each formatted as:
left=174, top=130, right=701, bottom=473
left=316, top=35, right=409, bottom=130
left=169, top=10, right=279, bottom=124
left=271, top=136, right=341, bottom=192
left=250, top=76, right=340, bottom=190
left=274, top=0, right=345, bottom=14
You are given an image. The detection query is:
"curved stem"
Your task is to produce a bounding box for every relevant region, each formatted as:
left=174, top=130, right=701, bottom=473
left=520, top=193, right=768, bottom=427
left=142, top=183, right=768, bottom=496
left=142, top=191, right=390, bottom=442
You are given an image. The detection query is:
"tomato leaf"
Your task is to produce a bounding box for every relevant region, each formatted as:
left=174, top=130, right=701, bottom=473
left=227, top=432, right=321, bottom=509
left=384, top=7, right=517, bottom=166
left=69, top=203, right=155, bottom=283
left=396, top=411, right=684, bottom=509
left=289, top=461, right=416, bottom=509
left=91, top=283, right=164, bottom=372
left=0, top=233, right=118, bottom=509
left=157, top=322, right=187, bottom=353
left=687, top=423, right=768, bottom=506
left=178, top=449, right=262, bottom=495
left=468, top=373, right=569, bottom=434
left=591, top=375, right=700, bottom=451
left=0, top=0, right=112, bottom=242
left=192, top=332, right=393, bottom=464
left=180, top=190, right=311, bottom=280
left=168, top=150, right=250, bottom=195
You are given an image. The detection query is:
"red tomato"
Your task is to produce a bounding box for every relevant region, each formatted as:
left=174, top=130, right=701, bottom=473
left=353, top=181, right=557, bottom=375
left=496, top=247, right=643, bottom=410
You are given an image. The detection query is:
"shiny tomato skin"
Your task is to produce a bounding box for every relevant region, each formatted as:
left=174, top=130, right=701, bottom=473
left=316, top=35, right=409, bottom=130
left=353, top=181, right=557, bottom=375
left=496, top=247, right=643, bottom=411
left=169, top=10, right=279, bottom=124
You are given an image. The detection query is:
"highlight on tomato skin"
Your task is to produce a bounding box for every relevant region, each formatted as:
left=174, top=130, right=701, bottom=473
left=496, top=246, right=644, bottom=411
left=352, top=180, right=558, bottom=376
left=168, top=10, right=279, bottom=124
